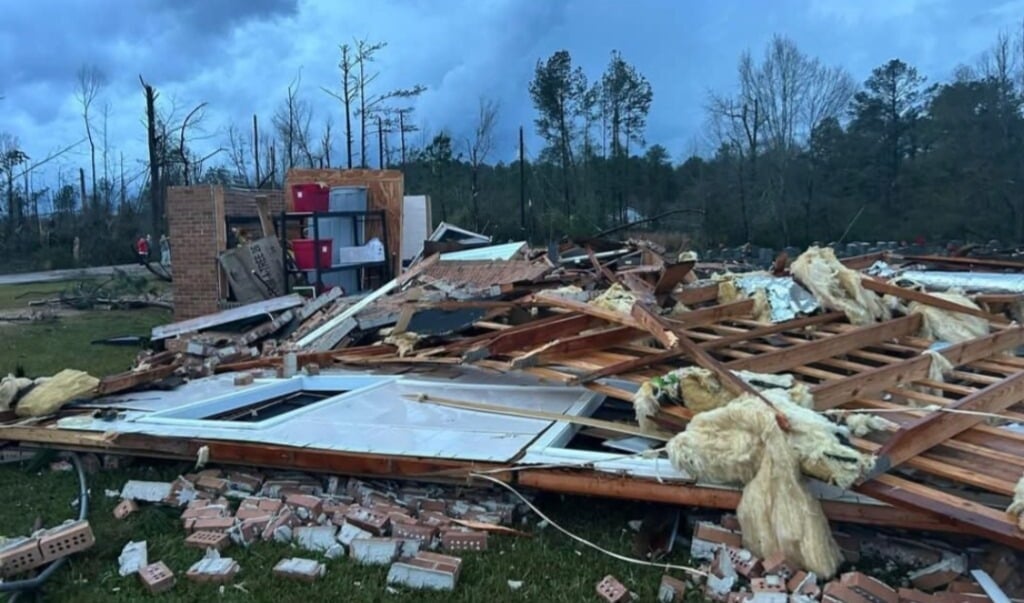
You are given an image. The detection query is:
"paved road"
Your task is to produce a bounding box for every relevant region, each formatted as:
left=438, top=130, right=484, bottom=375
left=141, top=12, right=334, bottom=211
left=0, top=264, right=149, bottom=286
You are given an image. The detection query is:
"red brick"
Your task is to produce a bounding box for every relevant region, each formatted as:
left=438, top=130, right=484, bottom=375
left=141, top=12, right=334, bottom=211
left=440, top=530, right=487, bottom=552
left=596, top=574, right=631, bottom=603
left=659, top=574, right=688, bottom=602
left=139, top=561, right=176, bottom=594
left=273, top=557, right=324, bottom=582
left=752, top=575, right=787, bottom=594
left=762, top=552, right=797, bottom=581
left=38, top=520, right=95, bottom=563
left=285, top=494, right=324, bottom=517
left=898, top=588, right=941, bottom=603
left=824, top=581, right=873, bottom=603
left=393, top=523, right=437, bottom=543
left=191, top=517, right=235, bottom=534
left=0, top=538, right=45, bottom=578
left=185, top=531, right=230, bottom=551
left=417, top=510, right=452, bottom=528
left=840, top=572, right=898, bottom=603
left=720, top=514, right=742, bottom=531
left=345, top=506, right=389, bottom=535
left=419, top=498, right=448, bottom=513
left=724, top=546, right=763, bottom=579
left=236, top=507, right=272, bottom=521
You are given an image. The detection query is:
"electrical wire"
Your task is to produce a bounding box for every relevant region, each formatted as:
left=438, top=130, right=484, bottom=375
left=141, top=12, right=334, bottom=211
left=468, top=471, right=706, bottom=578
left=1, top=452, right=89, bottom=599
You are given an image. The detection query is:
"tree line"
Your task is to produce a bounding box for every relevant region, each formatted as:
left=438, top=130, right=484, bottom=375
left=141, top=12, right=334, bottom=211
left=4, top=28, right=1024, bottom=271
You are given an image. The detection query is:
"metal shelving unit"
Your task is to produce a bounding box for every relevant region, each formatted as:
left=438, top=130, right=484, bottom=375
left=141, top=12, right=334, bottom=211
left=279, top=209, right=390, bottom=294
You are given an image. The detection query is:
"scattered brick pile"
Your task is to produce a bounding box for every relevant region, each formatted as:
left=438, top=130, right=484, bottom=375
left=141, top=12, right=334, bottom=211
left=116, top=467, right=522, bottom=594
left=626, top=514, right=1024, bottom=603
left=0, top=520, right=95, bottom=579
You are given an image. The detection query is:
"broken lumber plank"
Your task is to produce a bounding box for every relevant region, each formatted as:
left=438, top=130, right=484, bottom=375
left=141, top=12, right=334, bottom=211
left=515, top=471, right=972, bottom=534
left=628, top=303, right=679, bottom=349
left=725, top=314, right=921, bottom=374
left=861, top=276, right=1009, bottom=324
left=462, top=313, right=602, bottom=361
left=899, top=254, right=1024, bottom=271
left=674, top=283, right=719, bottom=306
left=811, top=325, right=1024, bottom=409
left=855, top=474, right=1024, bottom=550
left=839, top=251, right=887, bottom=270
left=653, top=261, right=695, bottom=296
left=865, top=370, right=1024, bottom=480
left=662, top=299, right=755, bottom=329
left=509, top=326, right=644, bottom=369
left=295, top=254, right=439, bottom=349
left=152, top=294, right=304, bottom=341
left=97, top=363, right=181, bottom=395
left=290, top=287, right=344, bottom=323
left=532, top=292, right=644, bottom=329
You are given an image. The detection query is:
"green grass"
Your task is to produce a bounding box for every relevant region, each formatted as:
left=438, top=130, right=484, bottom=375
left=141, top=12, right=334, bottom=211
left=0, top=282, right=70, bottom=311
left=0, top=281, right=171, bottom=378
left=0, top=309, right=169, bottom=377
left=0, top=461, right=703, bottom=602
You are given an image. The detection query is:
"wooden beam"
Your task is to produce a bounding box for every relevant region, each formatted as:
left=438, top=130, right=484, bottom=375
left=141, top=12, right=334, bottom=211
left=532, top=292, right=643, bottom=329
left=867, top=370, right=1024, bottom=479
left=726, top=314, right=921, bottom=374
left=629, top=303, right=679, bottom=349
left=654, top=261, right=695, bottom=295
left=516, top=471, right=967, bottom=534
left=97, top=362, right=182, bottom=395
left=674, top=284, right=719, bottom=306
left=862, top=276, right=1008, bottom=324
left=839, top=251, right=888, bottom=270
left=812, top=325, right=1024, bottom=409
left=700, top=312, right=844, bottom=351
left=899, top=254, right=1024, bottom=271
left=663, top=299, right=755, bottom=329
left=462, top=313, right=601, bottom=361
left=855, top=474, right=1024, bottom=549
left=510, top=326, right=644, bottom=369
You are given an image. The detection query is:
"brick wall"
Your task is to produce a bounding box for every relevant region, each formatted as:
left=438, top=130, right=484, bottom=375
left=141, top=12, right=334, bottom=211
left=167, top=186, right=285, bottom=321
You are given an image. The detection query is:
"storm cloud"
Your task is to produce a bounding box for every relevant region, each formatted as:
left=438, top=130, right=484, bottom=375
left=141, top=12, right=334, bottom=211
left=2, top=0, right=1022, bottom=189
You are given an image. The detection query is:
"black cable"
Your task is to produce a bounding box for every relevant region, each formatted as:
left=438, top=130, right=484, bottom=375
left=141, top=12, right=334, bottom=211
left=1, top=453, right=89, bottom=597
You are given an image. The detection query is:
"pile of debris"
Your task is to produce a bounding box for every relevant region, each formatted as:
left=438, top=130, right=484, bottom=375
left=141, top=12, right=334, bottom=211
left=8, top=231, right=1024, bottom=598
left=113, top=467, right=521, bottom=593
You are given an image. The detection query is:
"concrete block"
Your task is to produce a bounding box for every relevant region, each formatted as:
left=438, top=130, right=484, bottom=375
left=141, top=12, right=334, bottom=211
left=387, top=552, right=461, bottom=591
left=273, top=557, right=325, bottom=582
left=337, top=521, right=373, bottom=546
left=350, top=538, right=400, bottom=565
left=186, top=550, right=239, bottom=584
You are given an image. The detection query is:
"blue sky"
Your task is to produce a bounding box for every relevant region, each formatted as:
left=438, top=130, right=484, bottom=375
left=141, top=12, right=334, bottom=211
left=2, top=0, right=1022, bottom=192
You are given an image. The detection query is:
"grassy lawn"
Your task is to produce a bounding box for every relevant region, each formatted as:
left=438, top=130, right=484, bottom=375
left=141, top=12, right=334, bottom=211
left=0, top=460, right=699, bottom=602
left=0, top=281, right=171, bottom=378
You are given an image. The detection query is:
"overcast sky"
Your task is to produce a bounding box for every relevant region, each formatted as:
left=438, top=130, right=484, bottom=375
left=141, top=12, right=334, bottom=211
left=3, top=0, right=1023, bottom=193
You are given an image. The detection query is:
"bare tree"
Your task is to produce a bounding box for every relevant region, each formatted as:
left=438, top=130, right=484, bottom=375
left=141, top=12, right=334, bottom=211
left=320, top=115, right=334, bottom=168
left=76, top=65, right=105, bottom=211
left=178, top=102, right=209, bottom=185
left=464, top=97, right=499, bottom=229
left=273, top=73, right=315, bottom=170
left=1, top=134, right=29, bottom=230
left=140, top=76, right=162, bottom=235
left=322, top=44, right=357, bottom=168
left=352, top=39, right=426, bottom=168
left=396, top=107, right=418, bottom=165
left=226, top=123, right=252, bottom=185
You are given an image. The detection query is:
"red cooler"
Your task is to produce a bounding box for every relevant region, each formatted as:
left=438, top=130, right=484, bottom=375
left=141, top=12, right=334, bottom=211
left=292, top=239, right=333, bottom=269
left=292, top=183, right=329, bottom=212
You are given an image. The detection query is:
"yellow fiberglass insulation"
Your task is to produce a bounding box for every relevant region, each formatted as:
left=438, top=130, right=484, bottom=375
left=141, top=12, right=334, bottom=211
left=590, top=283, right=638, bottom=314
left=843, top=413, right=899, bottom=437
left=666, top=394, right=850, bottom=577
left=790, top=247, right=889, bottom=326
left=910, top=291, right=989, bottom=344
left=1007, top=474, right=1024, bottom=530
left=712, top=273, right=775, bottom=323
left=383, top=331, right=423, bottom=358
left=632, top=368, right=814, bottom=431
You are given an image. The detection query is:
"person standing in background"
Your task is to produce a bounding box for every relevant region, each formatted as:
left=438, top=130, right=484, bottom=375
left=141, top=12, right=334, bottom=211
left=136, top=235, right=150, bottom=264
left=160, top=234, right=171, bottom=265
